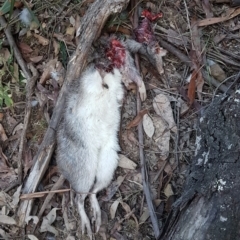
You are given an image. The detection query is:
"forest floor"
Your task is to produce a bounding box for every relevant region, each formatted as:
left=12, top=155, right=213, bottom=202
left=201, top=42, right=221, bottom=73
left=0, top=0, right=240, bottom=239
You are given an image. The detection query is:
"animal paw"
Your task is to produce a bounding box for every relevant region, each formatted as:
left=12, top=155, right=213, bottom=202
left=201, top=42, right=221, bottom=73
left=81, top=215, right=93, bottom=239
left=90, top=195, right=101, bottom=233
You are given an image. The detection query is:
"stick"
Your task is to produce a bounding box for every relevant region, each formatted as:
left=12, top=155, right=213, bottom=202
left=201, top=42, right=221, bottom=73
left=0, top=16, right=31, bottom=80
left=132, top=2, right=160, bottom=238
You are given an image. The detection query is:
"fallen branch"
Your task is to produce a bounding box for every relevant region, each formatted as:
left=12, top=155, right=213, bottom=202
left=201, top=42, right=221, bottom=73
left=17, top=0, right=130, bottom=227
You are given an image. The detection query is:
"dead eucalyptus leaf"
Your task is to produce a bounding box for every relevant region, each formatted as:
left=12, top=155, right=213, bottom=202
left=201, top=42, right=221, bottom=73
left=153, top=94, right=177, bottom=133
left=143, top=114, right=155, bottom=138
left=118, top=154, right=137, bottom=170
left=33, top=34, right=49, bottom=46
left=164, top=184, right=174, bottom=198
left=27, top=235, right=39, bottom=240
left=11, top=185, right=22, bottom=209
left=0, top=124, right=8, bottom=141
left=126, top=109, right=148, bottom=129
left=110, top=198, right=121, bottom=219
left=152, top=116, right=170, bottom=160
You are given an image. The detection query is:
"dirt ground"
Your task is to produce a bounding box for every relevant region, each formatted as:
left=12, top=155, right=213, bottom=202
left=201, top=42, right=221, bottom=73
left=0, top=0, right=240, bottom=239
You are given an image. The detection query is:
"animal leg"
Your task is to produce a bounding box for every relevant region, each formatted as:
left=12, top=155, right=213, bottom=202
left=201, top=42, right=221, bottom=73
left=90, top=144, right=119, bottom=232
left=76, top=193, right=92, bottom=239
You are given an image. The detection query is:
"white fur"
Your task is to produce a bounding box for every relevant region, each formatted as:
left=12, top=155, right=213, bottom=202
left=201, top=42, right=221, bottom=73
left=57, top=67, right=124, bottom=238
left=19, top=8, right=32, bottom=27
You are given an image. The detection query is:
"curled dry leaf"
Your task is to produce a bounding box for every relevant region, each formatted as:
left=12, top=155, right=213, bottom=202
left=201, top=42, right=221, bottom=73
left=33, top=34, right=49, bottom=46
left=126, top=109, right=148, bottom=129
left=153, top=94, right=177, bottom=133
left=143, top=114, right=154, bottom=138
left=118, top=154, right=137, bottom=170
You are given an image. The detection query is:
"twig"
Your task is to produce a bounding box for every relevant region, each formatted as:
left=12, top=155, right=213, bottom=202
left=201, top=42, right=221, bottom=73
left=132, top=1, right=160, bottom=238
left=17, top=64, right=38, bottom=184
left=0, top=16, right=31, bottom=80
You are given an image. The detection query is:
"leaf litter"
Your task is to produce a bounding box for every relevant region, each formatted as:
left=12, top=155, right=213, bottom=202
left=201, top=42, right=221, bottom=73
left=0, top=0, right=239, bottom=239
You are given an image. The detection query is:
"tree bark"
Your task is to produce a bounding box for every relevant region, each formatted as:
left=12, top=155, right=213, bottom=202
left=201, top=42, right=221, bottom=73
left=17, top=0, right=130, bottom=226
left=161, top=91, right=240, bottom=240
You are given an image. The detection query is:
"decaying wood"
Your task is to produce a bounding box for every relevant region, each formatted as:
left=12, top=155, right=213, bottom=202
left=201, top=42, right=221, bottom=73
left=17, top=0, right=130, bottom=227
left=160, top=91, right=240, bottom=239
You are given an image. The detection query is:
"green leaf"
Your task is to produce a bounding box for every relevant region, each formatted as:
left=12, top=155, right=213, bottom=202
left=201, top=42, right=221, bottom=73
left=0, top=0, right=12, bottom=16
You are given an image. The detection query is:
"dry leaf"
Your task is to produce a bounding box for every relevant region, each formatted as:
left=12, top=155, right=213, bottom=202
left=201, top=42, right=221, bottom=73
left=69, top=16, right=75, bottom=26
left=0, top=228, right=9, bottom=240
left=53, top=39, right=60, bottom=57
left=167, top=29, right=189, bottom=46
left=110, top=198, right=121, bottom=219
left=11, top=185, right=22, bottom=209
left=18, top=42, right=33, bottom=54
left=139, top=200, right=161, bottom=224
left=152, top=116, right=170, bottom=160
left=188, top=70, right=197, bottom=105
left=0, top=124, right=8, bottom=141
left=33, top=34, right=49, bottom=46
left=118, top=154, right=137, bottom=170
left=40, top=208, right=59, bottom=235
left=0, top=192, right=12, bottom=207
left=27, top=235, right=39, bottom=240
left=153, top=94, right=177, bottom=133
left=143, top=114, right=155, bottom=138
left=102, top=175, right=126, bottom=201
left=66, top=27, right=75, bottom=36
left=164, top=184, right=174, bottom=198
left=126, top=109, right=148, bottom=129
left=198, top=8, right=240, bottom=27
left=0, top=215, right=16, bottom=225
left=29, top=56, right=43, bottom=63
left=25, top=216, right=39, bottom=225
left=0, top=113, right=3, bottom=121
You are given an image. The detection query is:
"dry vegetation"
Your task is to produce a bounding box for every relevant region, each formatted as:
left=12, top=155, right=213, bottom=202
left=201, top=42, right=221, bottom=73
left=0, top=0, right=240, bottom=239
